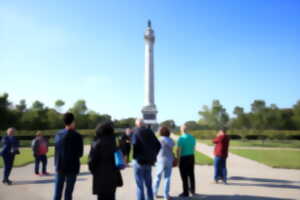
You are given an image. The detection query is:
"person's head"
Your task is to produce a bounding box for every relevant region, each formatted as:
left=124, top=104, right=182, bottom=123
left=36, top=131, right=43, bottom=137
left=125, top=128, right=131, bottom=136
left=180, top=124, right=187, bottom=134
left=219, top=126, right=228, bottom=135
left=160, top=126, right=170, bottom=137
left=7, top=127, right=16, bottom=136
left=64, top=112, right=75, bottom=130
left=96, top=121, right=114, bottom=138
left=135, top=118, right=144, bottom=128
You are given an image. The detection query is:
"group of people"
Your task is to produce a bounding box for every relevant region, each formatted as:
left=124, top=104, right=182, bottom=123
left=1, top=112, right=230, bottom=200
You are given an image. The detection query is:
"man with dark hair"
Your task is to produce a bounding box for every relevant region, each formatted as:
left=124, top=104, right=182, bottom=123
left=213, top=127, right=230, bottom=184
left=53, top=112, right=83, bottom=200
left=132, top=119, right=161, bottom=200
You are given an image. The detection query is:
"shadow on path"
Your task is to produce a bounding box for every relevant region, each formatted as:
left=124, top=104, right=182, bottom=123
left=78, top=171, right=91, bottom=176
left=228, top=176, right=300, bottom=190
left=172, top=194, right=295, bottom=200
left=229, top=176, right=299, bottom=184
left=227, top=182, right=300, bottom=190
left=13, top=178, right=86, bottom=185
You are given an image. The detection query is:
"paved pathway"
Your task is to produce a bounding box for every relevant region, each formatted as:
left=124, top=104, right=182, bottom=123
left=0, top=138, right=300, bottom=200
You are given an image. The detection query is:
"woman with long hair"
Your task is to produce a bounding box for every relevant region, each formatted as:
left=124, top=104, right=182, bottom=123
left=88, top=122, right=123, bottom=200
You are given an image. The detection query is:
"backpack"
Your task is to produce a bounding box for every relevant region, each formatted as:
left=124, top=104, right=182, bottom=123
left=37, top=141, right=48, bottom=155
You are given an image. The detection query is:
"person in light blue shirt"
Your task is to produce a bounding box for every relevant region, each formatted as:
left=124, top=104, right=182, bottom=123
left=177, top=124, right=196, bottom=197
left=153, top=126, right=175, bottom=200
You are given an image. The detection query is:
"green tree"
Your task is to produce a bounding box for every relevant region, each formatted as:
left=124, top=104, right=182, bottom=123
left=32, top=100, right=44, bottom=111
left=69, top=100, right=87, bottom=115
left=87, top=111, right=112, bottom=129
left=0, top=93, right=11, bottom=129
left=46, top=109, right=63, bottom=129
left=198, top=100, right=229, bottom=129
left=16, top=99, right=27, bottom=112
left=55, top=99, right=65, bottom=112
left=184, top=120, right=209, bottom=130
left=232, top=106, right=251, bottom=129
left=251, top=100, right=266, bottom=113
left=114, top=118, right=135, bottom=128
left=292, top=100, right=300, bottom=129
left=160, top=120, right=176, bottom=130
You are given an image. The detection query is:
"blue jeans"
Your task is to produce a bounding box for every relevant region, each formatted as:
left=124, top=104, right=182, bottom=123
left=35, top=155, right=47, bottom=174
left=2, top=154, right=15, bottom=181
left=133, top=161, right=153, bottom=200
left=153, top=163, right=172, bottom=199
left=214, top=156, right=227, bottom=182
left=53, top=173, right=77, bottom=200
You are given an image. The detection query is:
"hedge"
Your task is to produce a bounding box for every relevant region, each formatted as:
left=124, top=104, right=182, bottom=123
left=0, top=129, right=125, bottom=141
left=187, top=130, right=300, bottom=140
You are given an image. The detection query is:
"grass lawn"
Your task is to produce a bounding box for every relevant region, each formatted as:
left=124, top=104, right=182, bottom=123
left=0, top=147, right=54, bottom=168
left=195, top=151, right=213, bottom=165
left=80, top=155, right=88, bottom=164
left=200, top=139, right=300, bottom=148
left=230, top=149, right=300, bottom=169
left=80, top=151, right=213, bottom=166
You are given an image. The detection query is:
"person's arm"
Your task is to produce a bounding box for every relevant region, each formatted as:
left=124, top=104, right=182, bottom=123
left=0, top=137, right=8, bottom=155
left=31, top=139, right=37, bottom=154
left=131, top=133, right=138, bottom=160
left=213, top=135, right=221, bottom=144
left=45, top=137, right=49, bottom=153
left=78, top=134, right=84, bottom=158
left=88, top=141, right=99, bottom=174
left=176, top=138, right=182, bottom=160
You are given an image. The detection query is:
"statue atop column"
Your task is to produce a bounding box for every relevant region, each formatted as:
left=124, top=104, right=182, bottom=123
left=147, top=20, right=151, bottom=28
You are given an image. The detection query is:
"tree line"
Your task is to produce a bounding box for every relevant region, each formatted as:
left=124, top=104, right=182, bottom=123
left=0, top=93, right=135, bottom=130
left=160, top=99, right=300, bottom=131
left=1, top=92, right=300, bottom=131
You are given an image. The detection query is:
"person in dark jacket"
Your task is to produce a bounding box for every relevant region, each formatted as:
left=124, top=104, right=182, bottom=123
left=132, top=119, right=161, bottom=200
left=213, top=127, right=230, bottom=184
left=53, top=112, right=83, bottom=200
left=119, top=128, right=132, bottom=163
left=88, top=121, right=123, bottom=200
left=32, top=131, right=49, bottom=176
left=0, top=127, right=19, bottom=185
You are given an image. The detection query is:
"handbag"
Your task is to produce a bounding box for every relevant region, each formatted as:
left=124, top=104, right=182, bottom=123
left=172, top=158, right=178, bottom=167
left=114, top=150, right=126, bottom=170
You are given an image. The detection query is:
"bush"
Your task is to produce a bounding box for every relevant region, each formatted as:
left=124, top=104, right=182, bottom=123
left=245, top=135, right=260, bottom=140
left=188, top=130, right=300, bottom=140
left=229, top=134, right=242, bottom=140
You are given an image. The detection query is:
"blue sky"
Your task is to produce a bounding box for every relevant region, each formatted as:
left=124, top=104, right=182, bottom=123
left=0, top=0, right=299, bottom=124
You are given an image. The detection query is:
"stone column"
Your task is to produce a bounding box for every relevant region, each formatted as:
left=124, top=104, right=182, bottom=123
left=144, top=21, right=155, bottom=106
left=142, top=20, right=158, bottom=126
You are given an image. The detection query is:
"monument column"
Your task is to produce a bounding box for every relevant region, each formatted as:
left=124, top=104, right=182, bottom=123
left=142, top=20, right=158, bottom=126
